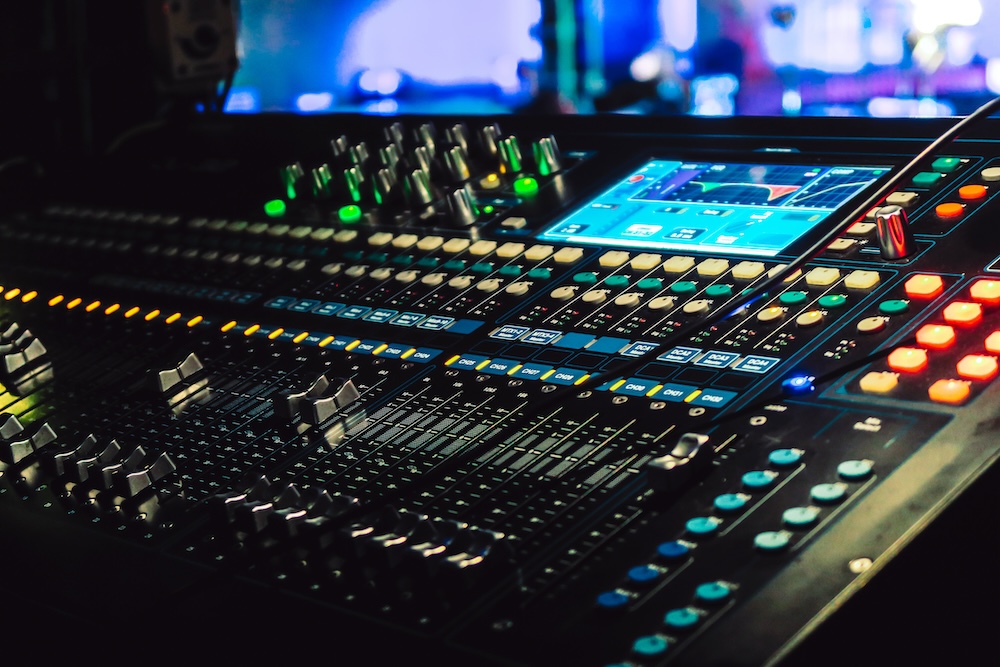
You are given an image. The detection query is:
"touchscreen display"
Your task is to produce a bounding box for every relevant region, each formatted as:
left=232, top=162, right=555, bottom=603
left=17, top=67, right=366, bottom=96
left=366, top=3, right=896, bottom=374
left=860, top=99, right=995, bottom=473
left=537, top=159, right=889, bottom=257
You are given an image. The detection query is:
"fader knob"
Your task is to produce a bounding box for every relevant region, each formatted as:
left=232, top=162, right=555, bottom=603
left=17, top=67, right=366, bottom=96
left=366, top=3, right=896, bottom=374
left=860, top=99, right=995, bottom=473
left=446, top=184, right=478, bottom=227
left=499, top=136, right=524, bottom=173
left=404, top=169, right=435, bottom=208
left=478, top=124, right=502, bottom=159
left=533, top=135, right=563, bottom=175
left=443, top=146, right=471, bottom=182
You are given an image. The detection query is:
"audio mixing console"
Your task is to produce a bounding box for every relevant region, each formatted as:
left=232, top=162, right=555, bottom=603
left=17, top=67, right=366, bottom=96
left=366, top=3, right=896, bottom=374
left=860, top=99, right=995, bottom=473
left=0, top=112, right=997, bottom=664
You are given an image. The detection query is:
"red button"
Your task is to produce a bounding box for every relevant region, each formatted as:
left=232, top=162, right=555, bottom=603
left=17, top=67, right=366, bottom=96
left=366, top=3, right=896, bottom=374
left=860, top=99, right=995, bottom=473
left=915, top=324, right=956, bottom=349
left=958, top=184, right=987, bottom=200
left=888, top=347, right=928, bottom=373
left=935, top=202, right=964, bottom=219
left=942, top=301, right=983, bottom=326
left=970, top=279, right=1000, bottom=305
left=957, top=354, right=999, bottom=380
left=928, top=379, right=971, bottom=404
left=904, top=274, right=944, bottom=299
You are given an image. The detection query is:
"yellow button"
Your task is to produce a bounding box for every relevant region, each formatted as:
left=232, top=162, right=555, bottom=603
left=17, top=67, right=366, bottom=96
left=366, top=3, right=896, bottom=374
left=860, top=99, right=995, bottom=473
left=958, top=184, right=987, bottom=200
left=957, top=354, right=999, bottom=380
left=986, top=331, right=1000, bottom=354
left=859, top=371, right=899, bottom=394
left=796, top=310, right=824, bottom=327
left=599, top=250, right=630, bottom=267
left=756, top=306, right=784, bottom=323
left=826, top=238, right=856, bottom=252
left=888, top=347, right=928, bottom=373
left=630, top=253, right=663, bottom=270
left=525, top=245, right=554, bottom=261
left=935, top=202, right=964, bottom=219
left=844, top=270, right=880, bottom=290
left=469, top=240, right=498, bottom=256
left=496, top=242, right=525, bottom=258
left=443, top=238, right=470, bottom=253
left=731, top=261, right=766, bottom=280
left=916, top=324, right=956, bottom=349
left=970, top=279, right=1000, bottom=305
left=942, top=301, right=983, bottom=326
left=928, top=379, right=971, bottom=404
left=417, top=235, right=444, bottom=251
left=553, top=247, right=584, bottom=264
left=662, top=256, right=696, bottom=273
left=904, top=274, right=944, bottom=298
left=696, top=258, right=729, bottom=277
left=391, top=234, right=419, bottom=249
left=805, top=267, right=841, bottom=287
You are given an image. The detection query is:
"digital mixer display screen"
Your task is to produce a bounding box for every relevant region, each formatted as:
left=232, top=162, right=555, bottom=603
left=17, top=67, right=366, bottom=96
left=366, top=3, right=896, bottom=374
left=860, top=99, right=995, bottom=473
left=538, top=159, right=890, bottom=257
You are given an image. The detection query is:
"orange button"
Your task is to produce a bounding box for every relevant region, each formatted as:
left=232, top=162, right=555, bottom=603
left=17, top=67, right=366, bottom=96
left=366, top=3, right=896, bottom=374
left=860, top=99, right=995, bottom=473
left=957, top=354, right=999, bottom=380
left=915, top=324, right=956, bottom=349
left=970, top=279, right=1000, bottom=305
left=958, top=184, right=987, bottom=200
left=928, top=379, right=971, bottom=404
left=888, top=347, right=928, bottom=373
left=942, top=301, right=983, bottom=326
left=986, top=331, right=1000, bottom=354
left=904, top=274, right=944, bottom=299
left=935, top=202, right=964, bottom=219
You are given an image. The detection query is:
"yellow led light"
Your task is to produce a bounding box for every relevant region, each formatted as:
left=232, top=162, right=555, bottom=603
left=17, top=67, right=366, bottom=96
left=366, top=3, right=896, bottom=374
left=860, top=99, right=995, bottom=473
left=646, top=384, right=664, bottom=397
left=345, top=339, right=361, bottom=351
left=400, top=348, right=416, bottom=359
left=475, top=359, right=492, bottom=371
left=244, top=324, right=260, bottom=336
left=506, top=364, right=523, bottom=376
left=372, top=343, right=388, bottom=355
left=165, top=312, right=181, bottom=324
left=318, top=335, right=335, bottom=347
left=187, top=315, right=203, bottom=328
left=21, top=291, right=37, bottom=303
left=144, top=309, right=160, bottom=321
left=267, top=327, right=284, bottom=340
left=540, top=369, right=555, bottom=380
left=292, top=331, right=309, bottom=344
left=445, top=355, right=461, bottom=366
left=104, top=304, right=120, bottom=315
left=66, top=298, right=82, bottom=309
left=684, top=390, right=702, bottom=403
left=85, top=301, right=101, bottom=312
left=573, top=374, right=591, bottom=386
left=610, top=379, right=627, bottom=391
left=4, top=288, right=21, bottom=301
left=221, top=320, right=238, bottom=332
left=125, top=306, right=141, bottom=318
left=48, top=295, right=64, bottom=307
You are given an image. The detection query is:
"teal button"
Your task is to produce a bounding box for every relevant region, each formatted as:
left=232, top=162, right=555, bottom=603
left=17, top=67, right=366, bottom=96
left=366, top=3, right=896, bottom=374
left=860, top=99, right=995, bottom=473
left=713, top=493, right=750, bottom=513
left=573, top=272, right=598, bottom=285
left=931, top=157, right=962, bottom=173
left=416, top=257, right=439, bottom=268
left=604, top=274, right=631, bottom=287
left=818, top=294, right=847, bottom=309
left=498, top=264, right=521, bottom=277
left=837, top=459, right=874, bottom=480
left=627, top=564, right=663, bottom=585
left=671, top=281, right=698, bottom=294
left=632, top=635, right=669, bottom=657
left=637, top=277, right=663, bottom=290
left=391, top=254, right=414, bottom=266
left=527, top=267, right=551, bottom=280
left=443, top=259, right=466, bottom=271
left=742, top=470, right=778, bottom=489
left=685, top=516, right=721, bottom=536
left=912, top=171, right=943, bottom=187
left=366, top=252, right=388, bottom=263
left=694, top=581, right=731, bottom=603
left=663, top=607, right=700, bottom=630
left=705, top=284, right=733, bottom=298
left=768, top=448, right=804, bottom=467
left=810, top=482, right=848, bottom=503
left=754, top=530, right=792, bottom=551
left=470, top=262, right=494, bottom=274
left=779, top=290, right=808, bottom=305
left=879, top=299, right=909, bottom=315
left=783, top=506, right=821, bottom=527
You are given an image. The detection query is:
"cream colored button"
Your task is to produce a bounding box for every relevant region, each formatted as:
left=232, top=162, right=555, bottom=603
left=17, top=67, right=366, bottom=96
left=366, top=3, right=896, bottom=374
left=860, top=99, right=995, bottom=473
left=796, top=310, right=824, bottom=327
left=982, top=166, right=1000, bottom=182
left=648, top=295, right=676, bottom=310
left=856, top=316, right=887, bottom=334
left=505, top=281, right=532, bottom=296
left=885, top=191, right=919, bottom=207
left=242, top=254, right=262, bottom=267
left=496, top=242, right=525, bottom=258
left=846, top=222, right=875, bottom=235
left=448, top=275, right=474, bottom=288
left=500, top=216, right=527, bottom=229
left=476, top=278, right=503, bottom=292
left=525, top=245, right=554, bottom=261
left=221, top=252, right=241, bottom=265
left=805, top=267, right=841, bottom=286
left=683, top=299, right=712, bottom=315
left=732, top=261, right=766, bottom=280
left=469, top=240, right=497, bottom=256
left=391, top=234, right=419, bottom=249
left=287, top=258, right=308, bottom=271
left=369, top=267, right=393, bottom=280
left=417, top=235, right=444, bottom=251
left=421, top=272, right=447, bottom=286
left=599, top=250, right=631, bottom=267
left=767, top=264, right=802, bottom=282
left=844, top=270, right=880, bottom=290
left=395, top=269, right=419, bottom=283
left=757, top=306, right=784, bottom=322
left=554, top=247, right=585, bottom=263
left=345, top=265, right=367, bottom=278
left=333, top=229, right=358, bottom=243
left=368, top=232, right=394, bottom=246
left=289, top=226, right=313, bottom=239
left=630, top=253, right=663, bottom=270
left=827, top=238, right=856, bottom=252
left=310, top=228, right=334, bottom=242
left=266, top=224, right=290, bottom=237
left=550, top=285, right=577, bottom=300
left=697, top=258, right=729, bottom=277
left=662, top=256, right=696, bottom=273
left=443, top=238, right=470, bottom=253
left=581, top=290, right=608, bottom=304
left=246, top=222, right=269, bottom=235
left=614, top=292, right=642, bottom=307
left=859, top=371, right=899, bottom=394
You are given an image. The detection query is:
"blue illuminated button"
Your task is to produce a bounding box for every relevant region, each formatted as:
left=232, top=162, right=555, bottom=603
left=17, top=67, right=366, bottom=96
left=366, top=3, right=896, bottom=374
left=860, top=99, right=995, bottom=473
left=632, top=636, right=669, bottom=658
left=449, top=355, right=489, bottom=371
left=663, top=608, right=701, bottom=631
left=837, top=459, right=874, bottom=480
left=713, top=493, right=750, bottom=513
left=363, top=308, right=398, bottom=323
left=695, top=350, right=740, bottom=369
left=768, top=448, right=804, bottom=467
left=694, top=581, right=731, bottom=603
left=546, top=368, right=590, bottom=385
left=338, top=305, right=372, bottom=320
left=311, top=301, right=346, bottom=316
left=523, top=329, right=563, bottom=345
left=407, top=348, right=441, bottom=363
left=491, top=325, right=530, bottom=340
left=658, top=346, right=702, bottom=364
left=588, top=336, right=631, bottom=354
left=288, top=298, right=321, bottom=313
left=685, top=516, right=721, bottom=536
left=742, top=470, right=778, bottom=489
left=481, top=359, right=518, bottom=375
left=781, top=374, right=815, bottom=394
left=656, top=541, right=690, bottom=561
left=511, top=363, right=552, bottom=380
left=754, top=530, right=792, bottom=552
left=614, top=378, right=659, bottom=396
left=452, top=319, right=483, bottom=334
left=552, top=332, right=594, bottom=349
left=782, top=506, right=821, bottom=528
left=418, top=315, right=455, bottom=330
left=622, top=341, right=659, bottom=358
left=654, top=383, right=698, bottom=402
left=353, top=340, right=383, bottom=354
left=810, top=482, right=848, bottom=504
left=691, top=389, right=738, bottom=408
left=596, top=591, right=631, bottom=610
left=389, top=312, right=425, bottom=327
left=627, top=564, right=663, bottom=585
left=377, top=344, right=412, bottom=359
left=733, top=355, right=780, bottom=374
left=264, top=295, right=297, bottom=309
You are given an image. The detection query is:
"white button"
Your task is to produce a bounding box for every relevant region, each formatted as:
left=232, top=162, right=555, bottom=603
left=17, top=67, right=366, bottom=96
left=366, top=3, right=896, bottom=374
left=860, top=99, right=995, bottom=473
left=683, top=299, right=711, bottom=315
left=345, top=265, right=367, bottom=278
left=885, top=191, right=919, bottom=207
left=368, top=232, right=394, bottom=246
left=391, top=234, right=419, bottom=249
left=443, top=238, right=470, bottom=253
left=421, top=272, right=447, bottom=286
left=697, top=258, right=730, bottom=277
left=630, top=253, right=663, bottom=270
left=982, top=166, right=1000, bottom=182
left=805, top=267, right=841, bottom=286
left=648, top=295, right=676, bottom=310
left=417, top=235, right=444, bottom=251
left=501, top=216, right=527, bottom=228
left=395, top=270, right=419, bottom=283
left=599, top=250, right=631, bottom=267
left=497, top=242, right=525, bottom=258
left=731, top=261, right=765, bottom=280
left=662, top=256, right=696, bottom=273
left=550, top=286, right=577, bottom=300
left=525, top=245, right=554, bottom=261
left=614, top=292, right=642, bottom=307
left=844, top=270, right=880, bottom=290
left=581, top=290, right=608, bottom=304
left=333, top=230, right=358, bottom=243
left=469, top=240, right=497, bottom=256
left=846, top=222, right=875, bottom=235
left=826, top=238, right=856, bottom=252
left=553, top=247, right=584, bottom=264
left=448, top=275, right=474, bottom=288
left=505, top=281, right=532, bottom=296
left=369, top=267, right=393, bottom=280
left=476, top=278, right=503, bottom=292
left=310, top=228, right=334, bottom=242
left=321, top=262, right=343, bottom=275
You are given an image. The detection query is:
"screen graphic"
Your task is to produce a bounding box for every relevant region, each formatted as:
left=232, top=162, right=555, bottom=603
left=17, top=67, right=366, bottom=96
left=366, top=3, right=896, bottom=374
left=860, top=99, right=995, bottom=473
left=538, top=160, right=888, bottom=257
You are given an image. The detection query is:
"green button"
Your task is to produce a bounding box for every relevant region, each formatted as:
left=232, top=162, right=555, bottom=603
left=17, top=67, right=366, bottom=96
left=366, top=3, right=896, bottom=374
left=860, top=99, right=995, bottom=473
left=527, top=267, right=551, bottom=280
left=604, top=275, right=630, bottom=287
left=818, top=294, right=847, bottom=309
left=416, top=257, right=439, bottom=268
left=366, top=252, right=388, bottom=263
left=705, top=284, right=733, bottom=298
left=931, top=157, right=962, bottom=173
left=573, top=272, right=598, bottom=285
left=779, top=290, right=808, bottom=305
left=663, top=608, right=700, bottom=630
left=513, top=176, right=539, bottom=197
left=264, top=199, right=287, bottom=218
left=632, top=636, right=669, bottom=657
left=470, top=262, right=494, bottom=274
left=338, top=204, right=362, bottom=224
left=637, top=277, right=663, bottom=291
left=443, top=260, right=466, bottom=271
left=879, top=299, right=909, bottom=315
left=912, top=171, right=943, bottom=187
left=343, top=250, right=364, bottom=262
left=392, top=254, right=414, bottom=266
left=671, top=280, right=698, bottom=294
left=499, top=265, right=522, bottom=277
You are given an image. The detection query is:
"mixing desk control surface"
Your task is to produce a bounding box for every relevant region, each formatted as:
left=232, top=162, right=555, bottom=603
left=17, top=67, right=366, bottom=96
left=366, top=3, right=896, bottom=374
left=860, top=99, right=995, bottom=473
left=0, top=112, right=997, bottom=664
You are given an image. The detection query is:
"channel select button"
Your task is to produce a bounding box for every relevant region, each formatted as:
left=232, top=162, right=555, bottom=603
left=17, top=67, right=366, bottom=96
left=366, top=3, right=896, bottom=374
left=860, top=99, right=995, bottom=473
left=928, top=379, right=971, bottom=404
left=733, top=355, right=780, bottom=374
left=970, top=279, right=1000, bottom=305
left=653, top=383, right=699, bottom=402
left=691, top=388, right=738, bottom=408
left=658, top=346, right=702, bottom=364
left=887, top=347, right=928, bottom=373
left=614, top=378, right=660, bottom=397
left=956, top=354, right=999, bottom=381
left=942, top=301, right=983, bottom=326
left=544, top=368, right=590, bottom=386
left=904, top=274, right=944, bottom=299
left=859, top=371, right=899, bottom=394
left=695, top=351, right=740, bottom=369
left=916, top=324, right=956, bottom=349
